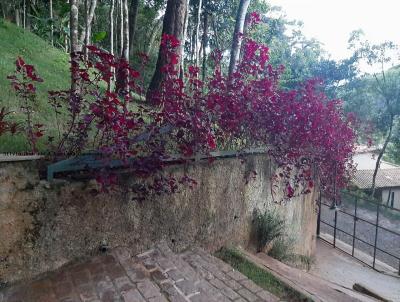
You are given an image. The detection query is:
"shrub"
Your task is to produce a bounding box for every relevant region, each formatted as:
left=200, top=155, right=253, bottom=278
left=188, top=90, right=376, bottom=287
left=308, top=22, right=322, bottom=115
left=254, top=209, right=286, bottom=252
left=268, top=236, right=295, bottom=262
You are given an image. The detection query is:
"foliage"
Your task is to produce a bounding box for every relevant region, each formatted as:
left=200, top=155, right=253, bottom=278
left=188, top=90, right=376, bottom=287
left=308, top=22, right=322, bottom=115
left=215, top=247, right=311, bottom=301
left=344, top=32, right=400, bottom=194
left=0, top=19, right=70, bottom=152
left=253, top=209, right=285, bottom=252
left=0, top=107, right=19, bottom=137
left=6, top=20, right=356, bottom=199
left=268, top=237, right=295, bottom=262
left=7, top=57, right=44, bottom=152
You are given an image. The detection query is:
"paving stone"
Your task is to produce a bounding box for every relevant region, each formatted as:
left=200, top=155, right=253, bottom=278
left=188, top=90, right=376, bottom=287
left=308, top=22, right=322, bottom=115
left=213, top=293, right=232, bottom=302
left=195, top=280, right=220, bottom=297
left=137, top=249, right=156, bottom=259
left=95, top=277, right=114, bottom=291
left=59, top=297, right=80, bottom=302
left=189, top=293, right=218, bottom=302
left=157, top=258, right=176, bottom=271
left=158, top=280, right=175, bottom=294
left=137, top=280, right=161, bottom=299
left=168, top=294, right=187, bottom=302
left=53, top=282, right=76, bottom=299
left=175, top=279, right=200, bottom=296
left=166, top=269, right=185, bottom=282
left=220, top=286, right=240, bottom=300
left=239, top=279, right=263, bottom=293
left=113, top=276, right=135, bottom=292
left=126, top=269, right=147, bottom=283
left=105, top=264, right=127, bottom=280
left=121, top=289, right=146, bottom=302
left=227, top=270, right=247, bottom=281
left=148, top=295, right=169, bottom=302
left=238, top=288, right=259, bottom=302
left=209, top=277, right=226, bottom=290
left=233, top=298, right=247, bottom=302
left=150, top=270, right=169, bottom=284
left=51, top=271, right=70, bottom=283
left=76, top=284, right=98, bottom=301
left=102, top=255, right=118, bottom=265
left=0, top=245, right=279, bottom=302
left=119, top=258, right=139, bottom=271
left=223, top=278, right=242, bottom=291
left=256, top=290, right=280, bottom=302
left=71, top=270, right=91, bottom=286
left=98, top=287, right=117, bottom=301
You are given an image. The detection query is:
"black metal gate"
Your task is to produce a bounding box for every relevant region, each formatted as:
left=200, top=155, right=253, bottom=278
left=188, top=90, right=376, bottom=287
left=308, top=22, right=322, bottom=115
left=317, top=190, right=400, bottom=275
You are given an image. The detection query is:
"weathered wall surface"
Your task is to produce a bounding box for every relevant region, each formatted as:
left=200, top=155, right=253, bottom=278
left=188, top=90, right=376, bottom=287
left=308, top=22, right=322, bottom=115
left=0, top=155, right=318, bottom=285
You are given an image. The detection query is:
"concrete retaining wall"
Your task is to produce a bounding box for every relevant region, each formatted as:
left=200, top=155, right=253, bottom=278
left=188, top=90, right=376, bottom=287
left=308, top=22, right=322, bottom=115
left=0, top=155, right=318, bottom=285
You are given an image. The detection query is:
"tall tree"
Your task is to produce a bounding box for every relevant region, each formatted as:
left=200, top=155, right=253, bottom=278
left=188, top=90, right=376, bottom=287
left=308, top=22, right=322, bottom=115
left=128, top=0, right=139, bottom=56
left=50, top=0, right=54, bottom=46
left=70, top=0, right=79, bottom=93
left=201, top=0, right=208, bottom=81
left=122, top=0, right=129, bottom=61
left=228, top=0, right=251, bottom=77
left=115, top=0, right=130, bottom=94
left=80, top=0, right=98, bottom=52
left=348, top=32, right=400, bottom=196
left=119, top=0, right=124, bottom=56
left=147, top=0, right=188, bottom=100
left=194, top=0, right=203, bottom=66
left=110, top=0, right=115, bottom=55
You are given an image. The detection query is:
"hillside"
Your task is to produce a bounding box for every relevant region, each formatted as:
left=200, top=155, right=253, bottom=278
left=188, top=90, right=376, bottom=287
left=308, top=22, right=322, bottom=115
left=0, top=19, right=70, bottom=152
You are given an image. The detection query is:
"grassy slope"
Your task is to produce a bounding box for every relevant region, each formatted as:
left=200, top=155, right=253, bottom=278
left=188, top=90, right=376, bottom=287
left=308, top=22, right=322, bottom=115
left=0, top=19, right=70, bottom=152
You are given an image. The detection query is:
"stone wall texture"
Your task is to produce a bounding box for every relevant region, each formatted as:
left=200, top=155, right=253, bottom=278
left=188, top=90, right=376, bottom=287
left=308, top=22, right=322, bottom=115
left=0, top=155, right=318, bottom=286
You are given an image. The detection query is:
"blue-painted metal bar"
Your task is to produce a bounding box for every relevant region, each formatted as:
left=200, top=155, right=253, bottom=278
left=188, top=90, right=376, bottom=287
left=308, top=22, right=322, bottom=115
left=46, top=147, right=268, bottom=182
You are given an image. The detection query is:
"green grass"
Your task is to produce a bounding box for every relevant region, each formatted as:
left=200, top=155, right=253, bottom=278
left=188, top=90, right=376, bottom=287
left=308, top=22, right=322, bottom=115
left=215, top=248, right=312, bottom=302
left=0, top=19, right=70, bottom=152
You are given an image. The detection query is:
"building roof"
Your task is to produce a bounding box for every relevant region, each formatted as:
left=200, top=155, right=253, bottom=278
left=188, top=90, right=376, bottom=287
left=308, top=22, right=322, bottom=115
left=353, top=169, right=400, bottom=189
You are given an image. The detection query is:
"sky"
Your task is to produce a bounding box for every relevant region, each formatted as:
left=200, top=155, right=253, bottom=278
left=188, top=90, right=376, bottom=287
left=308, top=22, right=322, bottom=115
left=267, top=0, right=400, bottom=61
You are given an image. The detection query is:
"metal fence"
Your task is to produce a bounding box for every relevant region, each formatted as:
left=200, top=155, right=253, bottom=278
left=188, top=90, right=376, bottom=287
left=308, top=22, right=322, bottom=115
left=317, top=190, right=400, bottom=275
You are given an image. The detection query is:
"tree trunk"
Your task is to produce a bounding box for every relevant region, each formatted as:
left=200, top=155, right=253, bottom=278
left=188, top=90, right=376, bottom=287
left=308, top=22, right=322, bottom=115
left=23, top=0, right=26, bottom=28
left=371, top=115, right=394, bottom=197
left=122, top=0, right=129, bottom=61
left=146, top=18, right=163, bottom=56
left=50, top=0, right=54, bottom=46
left=179, top=1, right=189, bottom=79
left=194, top=0, right=202, bottom=66
left=115, top=0, right=130, bottom=95
left=15, top=7, right=20, bottom=27
left=0, top=0, right=6, bottom=19
left=83, top=0, right=89, bottom=57
left=79, top=0, right=97, bottom=51
left=26, top=0, right=31, bottom=30
left=128, top=0, right=139, bottom=56
left=70, top=0, right=79, bottom=93
left=201, top=2, right=208, bottom=82
left=119, top=0, right=124, bottom=57
left=228, top=0, right=251, bottom=77
left=147, top=0, right=188, bottom=101
left=110, top=0, right=115, bottom=55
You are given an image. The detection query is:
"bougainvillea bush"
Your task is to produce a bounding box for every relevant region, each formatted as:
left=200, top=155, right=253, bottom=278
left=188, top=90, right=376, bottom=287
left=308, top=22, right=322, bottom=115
left=6, top=16, right=356, bottom=200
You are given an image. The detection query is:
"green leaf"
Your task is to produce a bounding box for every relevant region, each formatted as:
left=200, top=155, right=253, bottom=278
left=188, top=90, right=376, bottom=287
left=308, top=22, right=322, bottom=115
left=93, top=31, right=107, bottom=43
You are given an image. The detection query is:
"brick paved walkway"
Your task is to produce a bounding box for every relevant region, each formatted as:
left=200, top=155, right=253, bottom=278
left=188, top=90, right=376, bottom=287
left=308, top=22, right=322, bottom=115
left=0, top=242, right=279, bottom=302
